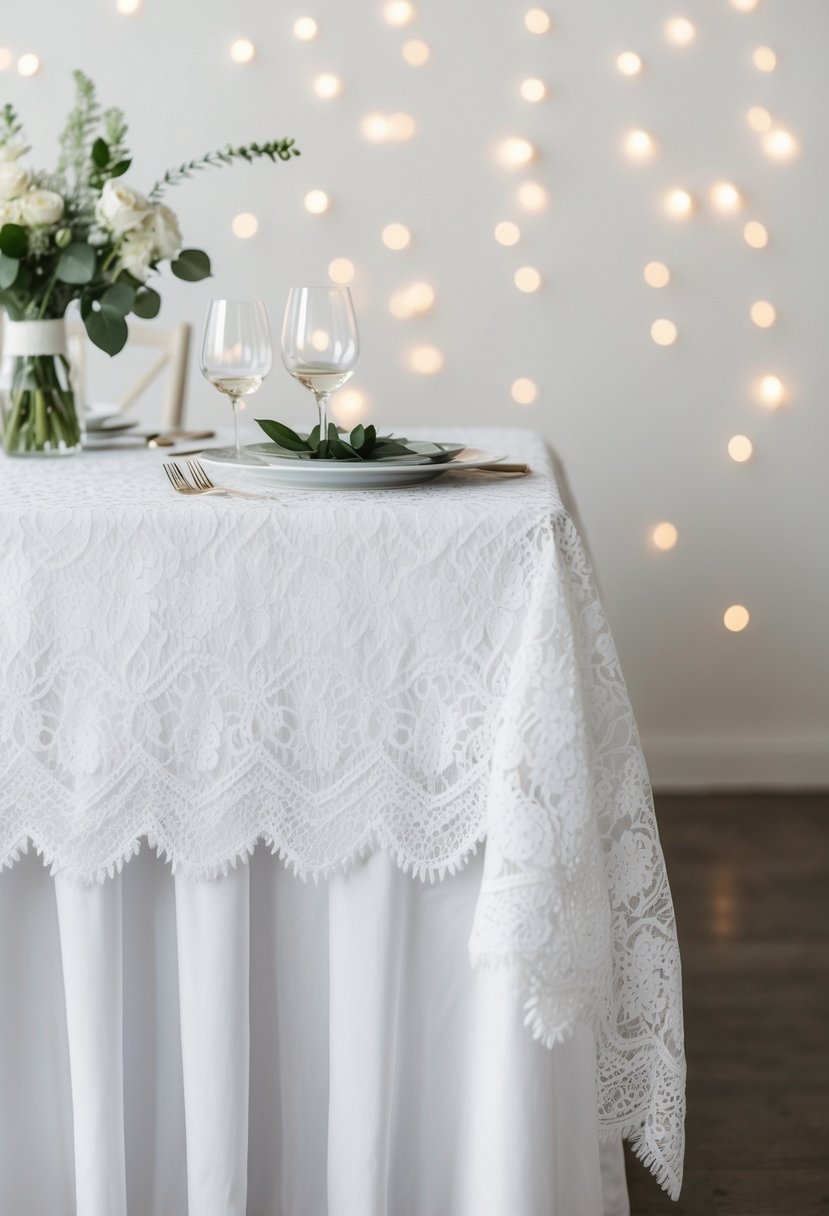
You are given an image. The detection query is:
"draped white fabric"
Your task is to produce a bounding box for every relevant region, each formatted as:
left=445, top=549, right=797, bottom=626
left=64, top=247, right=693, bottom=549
left=0, top=427, right=685, bottom=1195
left=0, top=847, right=631, bottom=1216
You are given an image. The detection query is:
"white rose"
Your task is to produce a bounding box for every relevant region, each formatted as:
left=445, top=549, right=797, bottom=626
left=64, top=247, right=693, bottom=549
left=0, top=198, right=20, bottom=225
left=149, top=203, right=182, bottom=260
left=16, top=189, right=65, bottom=227
left=0, top=138, right=30, bottom=163
left=117, top=229, right=156, bottom=283
left=0, top=161, right=30, bottom=201
left=95, top=178, right=151, bottom=238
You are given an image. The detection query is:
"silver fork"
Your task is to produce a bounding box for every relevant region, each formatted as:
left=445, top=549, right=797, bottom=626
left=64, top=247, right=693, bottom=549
left=162, top=461, right=270, bottom=500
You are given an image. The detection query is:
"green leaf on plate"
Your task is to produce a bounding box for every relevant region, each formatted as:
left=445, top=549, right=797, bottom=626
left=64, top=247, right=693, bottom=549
left=256, top=418, right=311, bottom=451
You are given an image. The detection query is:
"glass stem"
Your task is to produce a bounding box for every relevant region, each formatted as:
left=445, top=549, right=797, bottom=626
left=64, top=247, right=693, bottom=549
left=231, top=395, right=241, bottom=459
left=315, top=392, right=330, bottom=439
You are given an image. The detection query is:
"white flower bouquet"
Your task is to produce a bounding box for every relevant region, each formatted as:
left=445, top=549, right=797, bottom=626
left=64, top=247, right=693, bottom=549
left=0, top=71, right=299, bottom=455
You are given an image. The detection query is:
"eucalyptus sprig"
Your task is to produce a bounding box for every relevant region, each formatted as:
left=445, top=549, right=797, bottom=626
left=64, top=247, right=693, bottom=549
left=257, top=418, right=422, bottom=461
left=149, top=139, right=300, bottom=201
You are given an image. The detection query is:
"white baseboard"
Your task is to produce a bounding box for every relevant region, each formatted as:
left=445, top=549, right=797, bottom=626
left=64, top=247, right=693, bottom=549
left=641, top=734, right=829, bottom=791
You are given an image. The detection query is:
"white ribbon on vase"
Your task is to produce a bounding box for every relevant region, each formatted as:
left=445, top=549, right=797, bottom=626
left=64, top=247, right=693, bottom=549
left=2, top=319, right=68, bottom=358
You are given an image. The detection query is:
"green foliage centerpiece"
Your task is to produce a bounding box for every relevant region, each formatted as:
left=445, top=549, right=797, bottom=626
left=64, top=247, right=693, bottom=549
left=0, top=70, right=299, bottom=456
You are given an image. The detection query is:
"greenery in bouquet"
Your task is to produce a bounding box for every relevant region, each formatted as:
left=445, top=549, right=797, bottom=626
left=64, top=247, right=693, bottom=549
left=0, top=70, right=299, bottom=453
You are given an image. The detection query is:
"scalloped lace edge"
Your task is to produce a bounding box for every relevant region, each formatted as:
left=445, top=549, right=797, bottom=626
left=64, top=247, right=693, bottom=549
left=0, top=828, right=488, bottom=887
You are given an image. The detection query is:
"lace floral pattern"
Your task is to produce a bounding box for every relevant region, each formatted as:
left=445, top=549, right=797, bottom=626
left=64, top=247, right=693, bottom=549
left=0, top=427, right=685, bottom=1197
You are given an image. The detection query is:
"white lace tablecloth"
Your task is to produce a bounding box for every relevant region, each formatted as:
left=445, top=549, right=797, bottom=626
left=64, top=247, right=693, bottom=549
left=0, top=426, right=685, bottom=1198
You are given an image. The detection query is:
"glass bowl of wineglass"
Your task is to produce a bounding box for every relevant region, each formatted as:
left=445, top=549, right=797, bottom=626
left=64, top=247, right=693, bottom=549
left=200, top=299, right=273, bottom=460
left=281, top=287, right=360, bottom=444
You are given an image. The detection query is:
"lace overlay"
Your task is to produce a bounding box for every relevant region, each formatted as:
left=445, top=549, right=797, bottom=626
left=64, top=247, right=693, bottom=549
left=0, top=427, right=685, bottom=1197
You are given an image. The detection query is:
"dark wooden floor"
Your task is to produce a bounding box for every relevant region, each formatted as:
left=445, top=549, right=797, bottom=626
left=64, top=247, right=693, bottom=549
left=624, top=792, right=829, bottom=1216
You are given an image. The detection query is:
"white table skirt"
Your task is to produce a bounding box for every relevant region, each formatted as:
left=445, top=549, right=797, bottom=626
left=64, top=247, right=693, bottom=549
left=0, top=847, right=630, bottom=1216
left=0, top=426, right=685, bottom=1197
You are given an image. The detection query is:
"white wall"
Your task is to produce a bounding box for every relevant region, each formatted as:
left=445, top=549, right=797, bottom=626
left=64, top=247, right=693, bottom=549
left=2, top=0, right=827, bottom=786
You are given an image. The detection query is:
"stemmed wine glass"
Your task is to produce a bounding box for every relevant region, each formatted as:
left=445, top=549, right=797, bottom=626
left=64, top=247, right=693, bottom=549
left=281, top=287, right=360, bottom=438
left=200, top=300, right=273, bottom=460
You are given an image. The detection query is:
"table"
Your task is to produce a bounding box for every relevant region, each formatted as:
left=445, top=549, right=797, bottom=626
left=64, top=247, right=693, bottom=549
left=0, top=427, right=685, bottom=1214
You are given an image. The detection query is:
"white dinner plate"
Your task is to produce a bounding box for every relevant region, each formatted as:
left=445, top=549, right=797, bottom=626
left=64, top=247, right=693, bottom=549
left=197, top=445, right=507, bottom=490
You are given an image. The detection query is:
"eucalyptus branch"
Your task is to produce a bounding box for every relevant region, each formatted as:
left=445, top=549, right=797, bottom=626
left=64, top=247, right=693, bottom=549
left=149, top=138, right=300, bottom=200
left=0, top=102, right=24, bottom=143
left=102, top=106, right=129, bottom=165
left=56, top=70, right=100, bottom=196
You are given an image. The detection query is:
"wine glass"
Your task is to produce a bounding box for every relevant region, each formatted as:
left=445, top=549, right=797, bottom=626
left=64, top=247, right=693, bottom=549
left=281, top=287, right=360, bottom=439
left=200, top=300, right=273, bottom=460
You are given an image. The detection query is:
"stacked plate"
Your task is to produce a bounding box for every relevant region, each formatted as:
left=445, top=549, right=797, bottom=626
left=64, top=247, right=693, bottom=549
left=198, top=440, right=507, bottom=490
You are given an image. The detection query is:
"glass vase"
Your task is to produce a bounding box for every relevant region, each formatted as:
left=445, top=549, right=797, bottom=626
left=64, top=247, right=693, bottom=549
left=1, top=319, right=83, bottom=457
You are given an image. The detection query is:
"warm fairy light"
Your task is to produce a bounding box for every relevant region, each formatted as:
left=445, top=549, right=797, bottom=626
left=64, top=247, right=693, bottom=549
left=644, top=261, right=671, bottom=288
left=744, top=220, right=768, bottom=248
left=304, top=189, right=330, bottom=214
left=333, top=389, right=368, bottom=424
left=763, top=128, right=799, bottom=160
left=494, top=221, right=521, bottom=246
left=389, top=291, right=414, bottom=319
left=293, top=17, right=318, bottom=40
left=383, top=0, right=415, bottom=26
left=524, top=8, right=551, bottom=34
left=408, top=345, right=444, bottom=374
left=229, top=39, right=256, bottom=63
left=665, top=17, right=696, bottom=46
left=402, top=39, right=430, bottom=66
left=753, top=46, right=777, bottom=71
left=747, top=105, right=772, bottom=132
left=498, top=137, right=535, bottom=168
left=362, top=111, right=416, bottom=144
left=617, top=51, right=643, bottom=76
left=514, top=266, right=542, bottom=293
left=116, top=0, right=142, bottom=13
left=382, top=222, right=411, bottom=250
left=710, top=181, right=742, bottom=213
left=664, top=188, right=695, bottom=218
left=361, top=113, right=391, bottom=142
left=728, top=435, right=754, bottom=463
left=651, top=319, right=678, bottom=346
left=520, top=77, right=547, bottom=102
left=750, top=300, right=776, bottom=328
left=328, top=257, right=355, bottom=285
left=624, top=129, right=657, bottom=162
left=231, top=212, right=258, bottom=239
left=389, top=282, right=435, bottom=319
left=652, top=522, right=678, bottom=551
left=408, top=282, right=435, bottom=314
left=511, top=378, right=538, bottom=405
left=17, top=54, right=41, bottom=76
left=389, top=112, right=416, bottom=141
left=313, top=73, right=342, bottom=99
left=758, top=374, right=785, bottom=407
left=724, top=605, right=750, bottom=632
left=311, top=329, right=330, bottom=352
left=0, top=48, right=13, bottom=71
left=517, top=181, right=549, bottom=211
left=732, top=0, right=760, bottom=10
